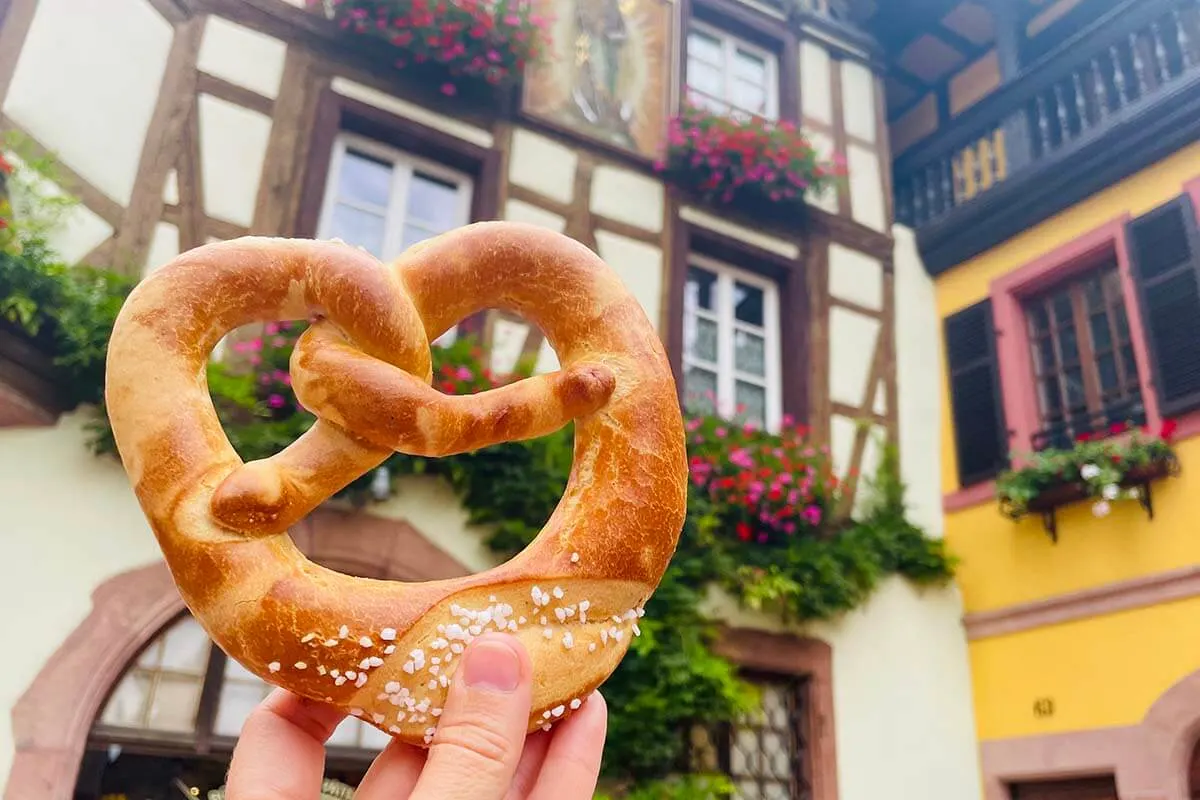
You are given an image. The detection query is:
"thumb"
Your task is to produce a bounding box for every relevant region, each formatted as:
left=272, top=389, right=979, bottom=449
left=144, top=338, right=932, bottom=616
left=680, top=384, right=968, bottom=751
left=409, top=633, right=533, bottom=800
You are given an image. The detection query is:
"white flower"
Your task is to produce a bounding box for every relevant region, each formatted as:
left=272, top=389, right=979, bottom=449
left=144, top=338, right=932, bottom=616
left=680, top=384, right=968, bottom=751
left=1092, top=500, right=1111, bottom=517
left=1102, top=484, right=1120, bottom=500
left=1080, top=464, right=1101, bottom=480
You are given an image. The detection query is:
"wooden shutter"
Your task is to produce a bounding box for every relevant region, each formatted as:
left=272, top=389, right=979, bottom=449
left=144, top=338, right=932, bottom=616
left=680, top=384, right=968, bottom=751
left=1127, top=194, right=1200, bottom=417
left=944, top=299, right=1009, bottom=486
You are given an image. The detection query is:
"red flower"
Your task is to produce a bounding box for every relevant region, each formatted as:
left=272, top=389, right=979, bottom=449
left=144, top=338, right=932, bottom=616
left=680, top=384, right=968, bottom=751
left=1076, top=432, right=1093, bottom=442
left=1161, top=418, right=1178, bottom=440
left=0, top=217, right=7, bottom=230
left=0, top=153, right=11, bottom=175
left=1109, top=421, right=1129, bottom=435
left=735, top=522, right=751, bottom=541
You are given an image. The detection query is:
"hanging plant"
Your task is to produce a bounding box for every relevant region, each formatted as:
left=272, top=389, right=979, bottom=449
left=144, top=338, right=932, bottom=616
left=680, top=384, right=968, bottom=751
left=996, top=421, right=1181, bottom=520
left=655, top=101, right=845, bottom=220
left=311, top=0, right=552, bottom=96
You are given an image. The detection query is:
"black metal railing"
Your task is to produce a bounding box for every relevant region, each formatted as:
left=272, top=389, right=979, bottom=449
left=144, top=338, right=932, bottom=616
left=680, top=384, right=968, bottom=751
left=895, top=0, right=1200, bottom=229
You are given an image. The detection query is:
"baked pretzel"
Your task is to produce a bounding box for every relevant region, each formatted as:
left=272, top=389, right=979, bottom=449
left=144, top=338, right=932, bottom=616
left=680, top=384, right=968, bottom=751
left=104, top=221, right=687, bottom=746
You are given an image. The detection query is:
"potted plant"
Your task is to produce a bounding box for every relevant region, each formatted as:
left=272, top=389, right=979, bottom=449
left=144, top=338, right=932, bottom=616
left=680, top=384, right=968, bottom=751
left=308, top=0, right=550, bottom=101
left=655, top=101, right=844, bottom=229
left=996, top=422, right=1180, bottom=521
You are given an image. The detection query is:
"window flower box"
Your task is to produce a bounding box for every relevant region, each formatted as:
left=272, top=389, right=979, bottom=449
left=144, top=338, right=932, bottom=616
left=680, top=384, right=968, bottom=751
left=310, top=0, right=549, bottom=101
left=655, top=102, right=844, bottom=229
left=996, top=424, right=1180, bottom=541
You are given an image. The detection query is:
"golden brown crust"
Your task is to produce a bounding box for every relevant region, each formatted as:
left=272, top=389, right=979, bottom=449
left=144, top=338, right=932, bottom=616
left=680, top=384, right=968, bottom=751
left=104, top=222, right=687, bottom=746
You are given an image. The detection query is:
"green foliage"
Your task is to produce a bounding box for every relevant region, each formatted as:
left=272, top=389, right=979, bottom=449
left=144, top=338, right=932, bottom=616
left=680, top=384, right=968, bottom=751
left=0, top=136, right=134, bottom=409
left=996, top=421, right=1178, bottom=519
left=595, top=774, right=736, bottom=800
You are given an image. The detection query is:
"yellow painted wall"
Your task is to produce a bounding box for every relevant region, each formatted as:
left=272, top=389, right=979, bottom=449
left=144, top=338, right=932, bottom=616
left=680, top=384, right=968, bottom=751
left=936, top=143, right=1200, bottom=609
left=970, top=593, right=1200, bottom=740
left=933, top=140, right=1200, bottom=743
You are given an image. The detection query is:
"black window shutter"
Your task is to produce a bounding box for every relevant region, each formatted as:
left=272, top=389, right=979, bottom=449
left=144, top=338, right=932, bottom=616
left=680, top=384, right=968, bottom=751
left=1127, top=194, right=1200, bottom=417
left=944, top=299, right=1009, bottom=486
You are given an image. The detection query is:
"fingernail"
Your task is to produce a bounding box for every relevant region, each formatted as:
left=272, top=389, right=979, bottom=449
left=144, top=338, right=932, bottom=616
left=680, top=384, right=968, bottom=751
left=462, top=636, right=522, bottom=692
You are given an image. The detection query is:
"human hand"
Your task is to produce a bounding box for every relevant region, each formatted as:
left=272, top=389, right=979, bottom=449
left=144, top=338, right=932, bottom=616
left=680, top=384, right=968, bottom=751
left=224, top=633, right=608, bottom=800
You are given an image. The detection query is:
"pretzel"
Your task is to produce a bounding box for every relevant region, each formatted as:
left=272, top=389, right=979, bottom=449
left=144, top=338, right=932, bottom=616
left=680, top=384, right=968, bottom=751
left=104, top=221, right=687, bottom=746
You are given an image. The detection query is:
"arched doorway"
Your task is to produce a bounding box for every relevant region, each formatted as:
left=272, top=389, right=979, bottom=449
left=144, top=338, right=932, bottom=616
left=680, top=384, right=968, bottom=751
left=73, top=612, right=391, bottom=799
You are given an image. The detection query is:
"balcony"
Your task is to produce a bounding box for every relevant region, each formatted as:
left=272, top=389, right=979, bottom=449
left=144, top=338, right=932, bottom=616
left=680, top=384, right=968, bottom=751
left=893, top=0, right=1200, bottom=274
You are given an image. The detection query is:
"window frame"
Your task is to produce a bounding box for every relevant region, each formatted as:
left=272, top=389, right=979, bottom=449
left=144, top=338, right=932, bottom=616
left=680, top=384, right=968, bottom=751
left=1019, top=258, right=1146, bottom=450
left=685, top=18, right=782, bottom=121
left=316, top=133, right=475, bottom=347
left=989, top=218, right=1158, bottom=463
left=667, top=212, right=810, bottom=430
left=316, top=132, right=475, bottom=265
left=90, top=612, right=391, bottom=764
left=681, top=0, right=799, bottom=124
left=296, top=87, right=502, bottom=344
left=683, top=253, right=784, bottom=430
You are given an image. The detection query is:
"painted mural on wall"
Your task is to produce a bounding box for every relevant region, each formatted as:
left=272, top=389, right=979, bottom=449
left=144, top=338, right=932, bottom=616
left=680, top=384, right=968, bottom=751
left=522, top=0, right=674, bottom=159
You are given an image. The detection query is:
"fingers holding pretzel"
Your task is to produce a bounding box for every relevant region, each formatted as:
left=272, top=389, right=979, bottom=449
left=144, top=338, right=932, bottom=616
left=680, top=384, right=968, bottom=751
left=104, top=222, right=687, bottom=746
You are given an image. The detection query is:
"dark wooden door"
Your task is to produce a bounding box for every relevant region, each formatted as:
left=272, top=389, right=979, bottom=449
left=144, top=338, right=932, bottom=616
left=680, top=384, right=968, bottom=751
left=1009, top=776, right=1119, bottom=800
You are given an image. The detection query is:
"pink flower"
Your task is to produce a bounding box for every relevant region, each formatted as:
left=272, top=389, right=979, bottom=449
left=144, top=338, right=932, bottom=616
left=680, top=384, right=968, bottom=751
left=715, top=427, right=727, bottom=439
left=272, top=337, right=287, bottom=348
left=802, top=506, right=823, bottom=526
left=440, top=82, right=457, bottom=96
left=267, top=394, right=285, bottom=409
left=456, top=366, right=473, bottom=381
left=265, top=322, right=280, bottom=335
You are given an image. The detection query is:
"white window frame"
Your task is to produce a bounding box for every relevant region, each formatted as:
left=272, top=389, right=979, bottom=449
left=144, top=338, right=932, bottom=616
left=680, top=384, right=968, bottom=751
left=686, top=20, right=780, bottom=121
left=683, top=254, right=783, bottom=431
left=316, top=132, right=474, bottom=345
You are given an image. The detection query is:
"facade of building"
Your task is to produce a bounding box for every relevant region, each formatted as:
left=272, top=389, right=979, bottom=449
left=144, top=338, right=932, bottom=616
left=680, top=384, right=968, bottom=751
left=0, top=0, right=982, bottom=799
left=918, top=0, right=1200, bottom=798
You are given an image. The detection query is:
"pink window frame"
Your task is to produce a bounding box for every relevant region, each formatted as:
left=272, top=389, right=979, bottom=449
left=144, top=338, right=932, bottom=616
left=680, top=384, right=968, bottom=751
left=945, top=175, right=1200, bottom=511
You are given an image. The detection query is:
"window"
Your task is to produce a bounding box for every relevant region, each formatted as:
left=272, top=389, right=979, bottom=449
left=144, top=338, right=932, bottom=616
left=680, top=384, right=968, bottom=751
left=1024, top=258, right=1145, bottom=450
left=686, top=21, right=779, bottom=120
left=687, top=676, right=812, bottom=800
left=97, top=614, right=392, bottom=752
left=318, top=133, right=473, bottom=345
left=683, top=255, right=782, bottom=430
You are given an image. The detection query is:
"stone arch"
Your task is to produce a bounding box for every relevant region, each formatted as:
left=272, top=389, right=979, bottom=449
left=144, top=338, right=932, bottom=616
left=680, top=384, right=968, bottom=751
left=2, top=508, right=469, bottom=800
left=1135, top=665, right=1200, bottom=800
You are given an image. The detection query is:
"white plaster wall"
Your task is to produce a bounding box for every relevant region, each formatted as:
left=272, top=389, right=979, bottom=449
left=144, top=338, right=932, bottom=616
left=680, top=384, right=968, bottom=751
left=145, top=221, right=181, bottom=274
left=0, top=414, right=162, bottom=788
left=893, top=225, right=945, bottom=537
left=504, top=199, right=566, bottom=233
left=799, top=41, right=833, bottom=124
left=828, top=306, right=879, bottom=408
left=197, top=95, right=272, bottom=227
left=840, top=60, right=878, bottom=144
left=593, top=231, right=663, bottom=332
left=828, top=244, right=883, bottom=311
left=705, top=579, right=982, bottom=800
left=3, top=0, right=172, bottom=207
left=590, top=166, right=664, bottom=233
left=847, top=144, right=887, bottom=232
left=197, top=16, right=288, bottom=100
left=329, top=78, right=494, bottom=149
left=508, top=129, right=577, bottom=204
